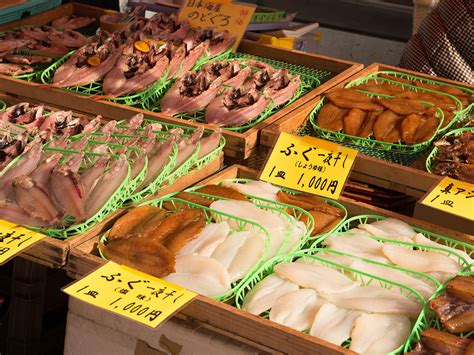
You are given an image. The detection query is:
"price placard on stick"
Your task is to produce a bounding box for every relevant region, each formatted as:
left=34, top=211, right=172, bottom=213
left=421, top=177, right=474, bottom=221
left=178, top=0, right=255, bottom=51
left=260, top=133, right=358, bottom=199
left=0, top=219, right=46, bottom=265
left=63, top=262, right=197, bottom=328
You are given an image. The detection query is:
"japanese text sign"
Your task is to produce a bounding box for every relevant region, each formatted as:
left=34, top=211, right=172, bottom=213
left=178, top=0, right=255, bottom=51
left=260, top=133, right=358, bottom=199
left=421, top=177, right=474, bottom=221
left=0, top=219, right=46, bottom=265
left=63, top=262, right=197, bottom=328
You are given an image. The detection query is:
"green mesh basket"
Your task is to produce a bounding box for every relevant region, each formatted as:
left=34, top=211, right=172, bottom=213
left=404, top=270, right=474, bottom=353
left=332, top=215, right=474, bottom=268
left=345, top=76, right=464, bottom=135
left=426, top=126, right=474, bottom=174
left=98, top=196, right=273, bottom=302
left=363, top=70, right=473, bottom=114
left=234, top=249, right=427, bottom=355
left=309, top=95, right=444, bottom=165
left=145, top=52, right=334, bottom=133
left=26, top=147, right=132, bottom=238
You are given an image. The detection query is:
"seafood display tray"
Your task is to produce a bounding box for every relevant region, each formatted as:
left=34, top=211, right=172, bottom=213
left=0, top=92, right=223, bottom=268
left=66, top=164, right=472, bottom=355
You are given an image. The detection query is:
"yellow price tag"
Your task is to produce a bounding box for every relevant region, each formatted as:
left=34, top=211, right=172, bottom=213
left=63, top=262, right=197, bottom=328
left=0, top=219, right=46, bottom=265
left=178, top=0, right=255, bottom=52
left=260, top=133, right=358, bottom=199
left=421, top=177, right=474, bottom=221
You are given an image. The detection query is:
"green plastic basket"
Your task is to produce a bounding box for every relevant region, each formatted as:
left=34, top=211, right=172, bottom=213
left=145, top=52, right=333, bottom=133
left=332, top=215, right=473, bottom=268
left=98, top=196, right=273, bottom=302
left=345, top=76, right=464, bottom=135
left=404, top=270, right=474, bottom=353
left=235, top=249, right=427, bottom=354
left=251, top=7, right=286, bottom=23
left=309, top=94, right=444, bottom=165
left=426, top=126, right=474, bottom=174
left=0, top=100, right=6, bottom=111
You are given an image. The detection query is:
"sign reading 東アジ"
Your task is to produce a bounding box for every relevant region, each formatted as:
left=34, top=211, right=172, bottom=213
left=260, top=133, right=358, bottom=199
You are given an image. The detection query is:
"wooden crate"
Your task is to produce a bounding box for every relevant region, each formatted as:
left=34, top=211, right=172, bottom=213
left=0, top=92, right=223, bottom=268
left=0, top=3, right=363, bottom=160
left=260, top=63, right=474, bottom=198
left=66, top=165, right=472, bottom=354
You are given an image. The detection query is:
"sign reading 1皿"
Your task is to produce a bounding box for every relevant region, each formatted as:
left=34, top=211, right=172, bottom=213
left=421, top=177, right=474, bottom=221
left=63, top=262, right=197, bottom=328
left=178, top=0, right=255, bottom=51
left=260, top=133, right=358, bottom=199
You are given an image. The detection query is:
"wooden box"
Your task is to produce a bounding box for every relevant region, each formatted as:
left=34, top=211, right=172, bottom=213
left=66, top=165, right=472, bottom=354
left=0, top=92, right=223, bottom=268
left=0, top=3, right=363, bottom=160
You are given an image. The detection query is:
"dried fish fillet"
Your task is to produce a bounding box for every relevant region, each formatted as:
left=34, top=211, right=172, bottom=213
left=164, top=218, right=206, bottom=254
left=343, top=108, right=366, bottom=136
left=317, top=103, right=346, bottom=131
left=108, top=205, right=161, bottom=241
left=326, top=89, right=383, bottom=111
left=376, top=97, right=427, bottom=115
left=195, top=184, right=248, bottom=201
left=373, top=110, right=400, bottom=142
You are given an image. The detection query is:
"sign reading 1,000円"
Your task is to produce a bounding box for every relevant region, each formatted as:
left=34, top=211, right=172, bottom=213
left=260, top=133, right=358, bottom=199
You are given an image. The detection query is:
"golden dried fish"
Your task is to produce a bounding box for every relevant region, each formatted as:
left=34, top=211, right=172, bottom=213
left=300, top=210, right=341, bottom=236
left=276, top=191, right=344, bottom=217
left=317, top=103, right=346, bottom=132
left=376, top=98, right=427, bottom=115
left=373, top=110, right=400, bottom=142
left=383, top=118, right=403, bottom=143
left=394, top=91, right=457, bottom=111
left=108, top=205, right=161, bottom=241
left=165, top=218, right=206, bottom=254
left=148, top=209, right=205, bottom=243
left=163, top=192, right=214, bottom=210
left=414, top=114, right=439, bottom=143
left=196, top=184, right=249, bottom=201
left=131, top=209, right=167, bottom=238
left=401, top=114, right=424, bottom=144
left=358, top=111, right=381, bottom=138
left=343, top=108, right=366, bottom=136
left=378, top=74, right=413, bottom=85
left=326, top=88, right=383, bottom=111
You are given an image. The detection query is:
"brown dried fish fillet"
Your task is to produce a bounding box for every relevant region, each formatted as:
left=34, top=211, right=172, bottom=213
left=300, top=210, right=341, bottom=236
left=394, top=91, right=457, bottom=111
left=356, top=80, right=405, bottom=95
left=196, top=185, right=248, bottom=201
left=164, top=191, right=214, bottom=210
left=148, top=209, right=205, bottom=243
left=131, top=209, right=167, bottom=239
left=165, top=218, right=206, bottom=253
left=102, top=237, right=175, bottom=277
left=446, top=276, right=474, bottom=303
left=417, top=328, right=472, bottom=354
left=358, top=111, right=381, bottom=138
left=326, top=88, right=383, bottom=111
left=276, top=191, right=344, bottom=217
left=401, top=114, right=424, bottom=144
left=373, top=110, right=400, bottom=141
left=317, top=103, right=346, bottom=131
left=444, top=309, right=474, bottom=334
left=383, top=118, right=403, bottom=143
left=376, top=97, right=427, bottom=115
left=108, top=205, right=160, bottom=241
left=343, top=108, right=366, bottom=136
left=414, top=114, right=439, bottom=143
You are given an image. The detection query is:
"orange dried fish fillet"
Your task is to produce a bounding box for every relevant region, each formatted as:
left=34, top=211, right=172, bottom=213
left=373, top=110, right=400, bottom=141
left=163, top=192, right=213, bottom=210
left=148, top=209, right=205, bottom=243
left=394, top=91, right=457, bottom=111
left=376, top=97, right=427, bottom=115
left=317, top=103, right=346, bottom=132
left=132, top=209, right=167, bottom=238
left=383, top=118, right=403, bottom=143
left=299, top=210, right=341, bottom=236
left=356, top=80, right=405, bottom=95
left=196, top=184, right=248, bottom=201
left=101, top=237, right=175, bottom=278
left=358, top=111, right=381, bottom=138
left=343, top=108, right=366, bottom=136
left=441, top=109, right=454, bottom=128
left=401, top=114, right=424, bottom=144
left=326, top=88, right=383, bottom=111
left=164, top=218, right=206, bottom=254
left=276, top=191, right=344, bottom=217
left=108, top=205, right=161, bottom=241
left=413, top=114, right=439, bottom=143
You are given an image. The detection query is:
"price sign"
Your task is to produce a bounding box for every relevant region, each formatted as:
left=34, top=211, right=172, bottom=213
left=0, top=219, right=46, bottom=265
left=178, top=0, right=255, bottom=51
left=421, top=177, right=474, bottom=221
left=260, top=133, right=358, bottom=199
left=63, top=262, right=196, bottom=328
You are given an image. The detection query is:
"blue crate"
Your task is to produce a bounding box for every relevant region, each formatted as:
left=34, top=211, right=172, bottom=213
left=0, top=0, right=62, bottom=25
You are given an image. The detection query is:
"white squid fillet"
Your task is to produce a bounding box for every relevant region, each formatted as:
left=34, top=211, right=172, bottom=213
left=383, top=244, right=462, bottom=275
left=296, top=254, right=357, bottom=268
left=413, top=233, right=473, bottom=264
left=320, top=284, right=422, bottom=319
left=349, top=260, right=436, bottom=300
left=211, top=231, right=249, bottom=270
left=226, top=231, right=265, bottom=282
left=177, top=221, right=230, bottom=257
left=274, top=262, right=358, bottom=294
left=242, top=274, right=299, bottom=315
left=221, top=180, right=280, bottom=201
left=282, top=220, right=307, bottom=254
left=309, top=303, right=361, bottom=346
left=350, top=313, right=411, bottom=355
left=269, top=289, right=322, bottom=331
left=163, top=255, right=230, bottom=297
left=359, top=218, right=416, bottom=242
left=322, top=234, right=389, bottom=264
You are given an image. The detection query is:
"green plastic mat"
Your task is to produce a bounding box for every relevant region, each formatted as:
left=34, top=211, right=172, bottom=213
left=145, top=52, right=334, bottom=133
left=345, top=75, right=465, bottom=135
left=234, top=249, right=427, bottom=355
left=309, top=94, right=444, bottom=165
left=98, top=196, right=273, bottom=302
left=332, top=215, right=474, bottom=268
left=426, top=126, right=474, bottom=174
left=404, top=271, right=474, bottom=353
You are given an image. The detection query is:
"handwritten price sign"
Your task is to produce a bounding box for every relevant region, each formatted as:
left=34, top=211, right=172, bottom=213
left=421, top=177, right=474, bottom=221
left=260, top=133, right=358, bottom=199
left=63, top=262, right=196, bottom=328
left=0, top=219, right=46, bottom=265
left=178, top=0, right=255, bottom=51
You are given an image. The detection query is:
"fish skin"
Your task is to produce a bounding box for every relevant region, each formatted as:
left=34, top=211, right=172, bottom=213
left=129, top=149, right=147, bottom=179
left=30, top=153, right=62, bottom=191
left=0, top=200, right=51, bottom=227
left=122, top=113, right=144, bottom=136
left=0, top=103, right=30, bottom=122
left=172, top=41, right=208, bottom=79
left=50, top=165, right=86, bottom=223
left=0, top=63, right=33, bottom=76
left=0, top=139, right=42, bottom=200
left=24, top=40, right=68, bottom=57
left=85, top=154, right=128, bottom=219
left=52, top=16, right=96, bottom=30
left=48, top=29, right=89, bottom=48
left=3, top=54, right=52, bottom=65
left=175, top=127, right=203, bottom=169
left=0, top=38, right=33, bottom=53
left=14, top=175, right=62, bottom=225
left=264, top=73, right=301, bottom=107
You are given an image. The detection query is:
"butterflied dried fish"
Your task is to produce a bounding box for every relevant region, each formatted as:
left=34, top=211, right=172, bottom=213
left=326, top=89, right=383, bottom=111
